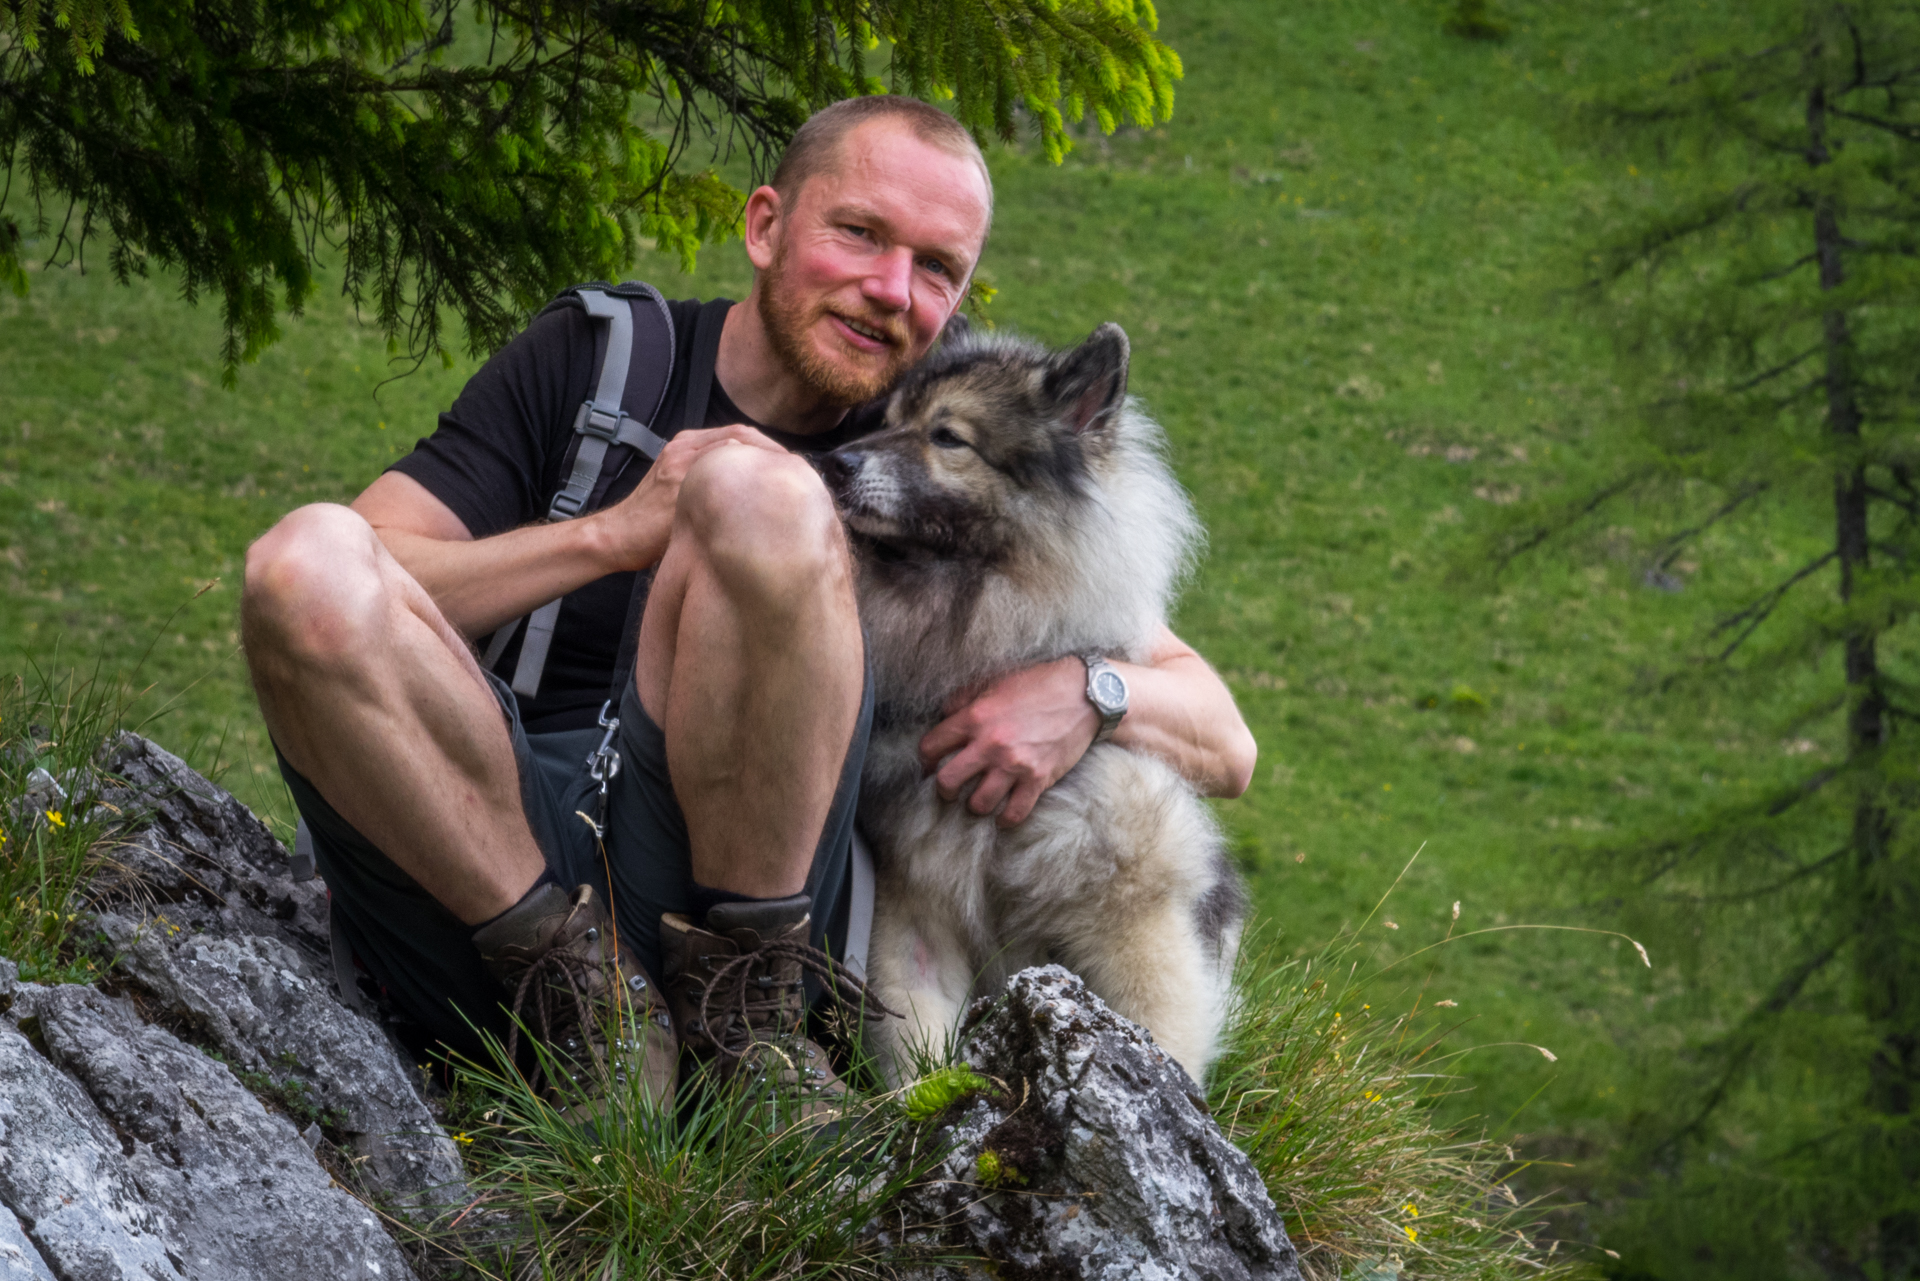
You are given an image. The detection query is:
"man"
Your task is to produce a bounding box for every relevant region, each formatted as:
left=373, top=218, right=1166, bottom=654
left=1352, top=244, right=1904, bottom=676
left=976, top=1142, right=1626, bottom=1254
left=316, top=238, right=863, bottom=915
left=241, top=95, right=1256, bottom=1111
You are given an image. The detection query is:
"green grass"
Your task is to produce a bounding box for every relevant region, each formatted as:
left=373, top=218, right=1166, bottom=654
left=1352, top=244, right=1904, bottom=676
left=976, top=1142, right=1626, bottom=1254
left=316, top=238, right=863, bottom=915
left=0, top=0, right=1852, bottom=1273
left=414, top=920, right=1577, bottom=1280
left=1212, top=925, right=1594, bottom=1281
left=0, top=664, right=133, bottom=984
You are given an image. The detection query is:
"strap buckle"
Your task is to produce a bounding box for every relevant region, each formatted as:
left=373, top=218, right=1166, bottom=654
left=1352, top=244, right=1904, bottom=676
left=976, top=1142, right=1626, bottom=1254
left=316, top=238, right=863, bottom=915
left=574, top=399, right=627, bottom=444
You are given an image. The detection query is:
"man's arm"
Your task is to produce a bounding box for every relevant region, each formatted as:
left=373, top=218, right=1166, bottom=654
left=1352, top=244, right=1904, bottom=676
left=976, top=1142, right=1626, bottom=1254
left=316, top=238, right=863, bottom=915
left=351, top=427, right=785, bottom=639
left=917, top=624, right=1258, bottom=828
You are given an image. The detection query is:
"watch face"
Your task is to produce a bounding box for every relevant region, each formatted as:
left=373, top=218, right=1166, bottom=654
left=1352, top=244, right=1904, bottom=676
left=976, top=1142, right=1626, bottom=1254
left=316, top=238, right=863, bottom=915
left=1092, top=669, right=1128, bottom=712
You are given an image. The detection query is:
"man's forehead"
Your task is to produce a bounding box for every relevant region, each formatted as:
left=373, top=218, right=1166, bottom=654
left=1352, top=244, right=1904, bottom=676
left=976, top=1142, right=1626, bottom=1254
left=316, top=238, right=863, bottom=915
left=805, top=123, right=990, bottom=251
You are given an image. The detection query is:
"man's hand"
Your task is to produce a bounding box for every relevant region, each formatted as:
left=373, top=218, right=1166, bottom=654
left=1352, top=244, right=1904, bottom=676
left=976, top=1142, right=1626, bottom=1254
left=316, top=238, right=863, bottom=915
left=590, top=424, right=789, bottom=571
left=919, top=627, right=1257, bottom=828
left=919, top=657, right=1099, bottom=828
left=353, top=423, right=790, bottom=639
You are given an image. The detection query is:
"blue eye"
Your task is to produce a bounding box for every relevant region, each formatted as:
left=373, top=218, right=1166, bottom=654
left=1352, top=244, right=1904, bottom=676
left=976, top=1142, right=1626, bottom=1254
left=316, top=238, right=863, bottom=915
left=930, top=427, right=968, bottom=449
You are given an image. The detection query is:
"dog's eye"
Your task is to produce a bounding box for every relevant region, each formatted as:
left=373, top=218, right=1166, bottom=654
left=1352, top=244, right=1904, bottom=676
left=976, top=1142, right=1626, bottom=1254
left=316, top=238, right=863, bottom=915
left=929, top=427, right=969, bottom=450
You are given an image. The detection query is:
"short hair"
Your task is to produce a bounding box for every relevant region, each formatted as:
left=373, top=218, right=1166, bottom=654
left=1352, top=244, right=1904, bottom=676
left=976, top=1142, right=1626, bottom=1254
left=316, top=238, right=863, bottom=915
left=770, top=96, right=994, bottom=225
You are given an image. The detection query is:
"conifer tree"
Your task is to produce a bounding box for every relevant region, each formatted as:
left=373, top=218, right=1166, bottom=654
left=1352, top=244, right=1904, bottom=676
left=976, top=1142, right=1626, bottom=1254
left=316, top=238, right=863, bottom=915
left=1514, top=0, right=1920, bottom=1271
left=0, top=0, right=1179, bottom=380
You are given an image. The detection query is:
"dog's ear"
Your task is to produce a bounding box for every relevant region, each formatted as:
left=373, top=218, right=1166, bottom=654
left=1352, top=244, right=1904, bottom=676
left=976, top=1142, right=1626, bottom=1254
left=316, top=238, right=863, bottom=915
left=1045, top=323, right=1130, bottom=436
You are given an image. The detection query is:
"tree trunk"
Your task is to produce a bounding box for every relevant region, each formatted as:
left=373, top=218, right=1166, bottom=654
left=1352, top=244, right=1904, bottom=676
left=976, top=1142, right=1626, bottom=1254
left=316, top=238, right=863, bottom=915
left=1810, top=66, right=1920, bottom=1278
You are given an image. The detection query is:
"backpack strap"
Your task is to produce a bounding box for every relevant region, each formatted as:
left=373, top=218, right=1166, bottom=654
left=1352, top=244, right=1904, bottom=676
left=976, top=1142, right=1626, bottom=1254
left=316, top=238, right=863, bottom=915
left=602, top=298, right=730, bottom=704
left=547, top=288, right=675, bottom=520
left=585, top=299, right=731, bottom=808
left=485, top=283, right=676, bottom=697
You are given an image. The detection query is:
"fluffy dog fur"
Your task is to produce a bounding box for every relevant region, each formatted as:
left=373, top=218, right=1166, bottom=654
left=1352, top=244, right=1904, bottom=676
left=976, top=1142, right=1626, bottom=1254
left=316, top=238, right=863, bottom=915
left=823, top=322, right=1246, bottom=1086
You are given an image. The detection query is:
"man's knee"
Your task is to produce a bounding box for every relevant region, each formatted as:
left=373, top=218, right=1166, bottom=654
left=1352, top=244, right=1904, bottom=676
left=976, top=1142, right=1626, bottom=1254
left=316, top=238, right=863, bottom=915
left=242, top=504, right=386, bottom=668
left=677, top=446, right=849, bottom=610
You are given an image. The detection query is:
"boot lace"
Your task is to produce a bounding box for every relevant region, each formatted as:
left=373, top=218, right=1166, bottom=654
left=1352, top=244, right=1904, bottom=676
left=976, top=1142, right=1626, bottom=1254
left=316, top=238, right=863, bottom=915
left=505, top=946, right=612, bottom=1090
left=697, top=939, right=898, bottom=1068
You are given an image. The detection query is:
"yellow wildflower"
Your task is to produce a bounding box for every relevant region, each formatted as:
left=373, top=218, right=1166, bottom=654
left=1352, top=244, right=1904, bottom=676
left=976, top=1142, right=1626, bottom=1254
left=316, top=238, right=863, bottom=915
left=1405, top=1226, right=1418, bottom=1242
left=45, top=810, right=65, bottom=830
left=1403, top=1202, right=1419, bottom=1217
left=453, top=1132, right=474, bottom=1146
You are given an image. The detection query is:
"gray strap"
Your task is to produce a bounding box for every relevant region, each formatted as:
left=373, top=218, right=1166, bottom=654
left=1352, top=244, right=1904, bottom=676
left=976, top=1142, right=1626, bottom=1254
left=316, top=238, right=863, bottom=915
left=290, top=818, right=317, bottom=882
left=512, top=598, right=564, bottom=698
left=480, top=620, right=517, bottom=669
left=518, top=290, right=627, bottom=695
left=548, top=291, right=630, bottom=520
left=844, top=828, right=876, bottom=981
left=329, top=902, right=372, bottom=1017
left=502, top=283, right=677, bottom=697
left=584, top=290, right=632, bottom=412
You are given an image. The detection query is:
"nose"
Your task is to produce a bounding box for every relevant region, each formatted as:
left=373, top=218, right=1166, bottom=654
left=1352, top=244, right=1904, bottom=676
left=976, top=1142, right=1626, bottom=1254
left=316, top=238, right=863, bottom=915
left=819, top=449, right=861, bottom=494
left=862, top=248, right=913, bottom=315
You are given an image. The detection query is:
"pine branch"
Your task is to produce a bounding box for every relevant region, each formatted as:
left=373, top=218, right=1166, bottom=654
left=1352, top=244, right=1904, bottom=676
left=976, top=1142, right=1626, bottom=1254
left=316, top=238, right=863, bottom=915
left=1657, top=936, right=1844, bottom=1156
left=1495, top=470, right=1650, bottom=573
left=1829, top=105, right=1920, bottom=142
left=1710, top=550, right=1839, bottom=662
left=1648, top=482, right=1769, bottom=572
left=1655, top=846, right=1846, bottom=906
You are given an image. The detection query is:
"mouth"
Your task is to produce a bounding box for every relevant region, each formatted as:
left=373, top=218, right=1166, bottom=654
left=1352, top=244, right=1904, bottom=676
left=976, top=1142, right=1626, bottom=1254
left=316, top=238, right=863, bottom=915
left=829, top=312, right=897, bottom=353
left=845, top=523, right=918, bottom=565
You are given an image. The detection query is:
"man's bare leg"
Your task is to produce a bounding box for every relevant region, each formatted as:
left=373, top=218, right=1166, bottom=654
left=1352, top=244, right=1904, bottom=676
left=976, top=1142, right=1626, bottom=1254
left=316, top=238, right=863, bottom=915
left=242, top=504, right=545, bottom=925
left=636, top=444, right=863, bottom=896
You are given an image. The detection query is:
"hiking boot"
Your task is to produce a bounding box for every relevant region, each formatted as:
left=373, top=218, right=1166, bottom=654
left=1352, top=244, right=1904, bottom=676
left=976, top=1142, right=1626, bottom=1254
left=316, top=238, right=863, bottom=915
left=660, top=895, right=889, bottom=1127
left=473, top=883, right=676, bottom=1115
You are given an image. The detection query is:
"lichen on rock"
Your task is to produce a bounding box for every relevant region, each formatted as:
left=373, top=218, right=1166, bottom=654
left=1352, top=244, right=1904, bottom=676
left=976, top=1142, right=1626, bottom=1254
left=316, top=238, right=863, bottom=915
left=881, top=965, right=1303, bottom=1281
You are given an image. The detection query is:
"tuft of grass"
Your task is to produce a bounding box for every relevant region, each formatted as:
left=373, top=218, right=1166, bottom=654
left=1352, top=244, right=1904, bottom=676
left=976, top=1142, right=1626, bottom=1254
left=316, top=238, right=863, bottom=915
left=0, top=661, right=132, bottom=983
left=412, top=1027, right=969, bottom=1280
left=1210, top=926, right=1592, bottom=1281
left=1442, top=0, right=1510, bottom=42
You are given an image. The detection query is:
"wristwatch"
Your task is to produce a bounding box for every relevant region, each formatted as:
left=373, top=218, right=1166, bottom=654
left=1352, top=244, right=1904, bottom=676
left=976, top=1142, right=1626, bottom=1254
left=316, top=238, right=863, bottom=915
left=1080, top=653, right=1130, bottom=744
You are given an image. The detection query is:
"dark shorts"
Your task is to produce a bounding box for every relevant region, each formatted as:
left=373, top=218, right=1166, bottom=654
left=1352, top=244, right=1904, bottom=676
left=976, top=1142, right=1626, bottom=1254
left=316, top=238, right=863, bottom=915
left=277, top=667, right=872, bottom=1067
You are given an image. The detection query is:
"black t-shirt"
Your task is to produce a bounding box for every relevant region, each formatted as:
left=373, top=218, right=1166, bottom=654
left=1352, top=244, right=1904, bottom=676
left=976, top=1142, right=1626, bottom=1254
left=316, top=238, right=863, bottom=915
left=391, top=297, right=881, bottom=733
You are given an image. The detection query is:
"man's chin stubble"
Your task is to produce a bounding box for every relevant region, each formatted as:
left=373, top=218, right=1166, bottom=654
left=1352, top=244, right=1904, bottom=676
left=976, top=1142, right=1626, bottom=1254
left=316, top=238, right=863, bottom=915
left=759, top=276, right=909, bottom=406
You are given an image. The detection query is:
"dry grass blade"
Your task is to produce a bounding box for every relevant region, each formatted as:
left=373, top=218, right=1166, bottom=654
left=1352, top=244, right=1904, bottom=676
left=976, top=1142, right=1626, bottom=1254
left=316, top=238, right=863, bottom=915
left=1208, top=933, right=1592, bottom=1281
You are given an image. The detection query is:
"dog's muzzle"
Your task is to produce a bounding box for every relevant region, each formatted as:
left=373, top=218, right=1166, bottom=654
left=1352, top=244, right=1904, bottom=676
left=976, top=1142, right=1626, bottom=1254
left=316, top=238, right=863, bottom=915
left=819, top=447, right=863, bottom=500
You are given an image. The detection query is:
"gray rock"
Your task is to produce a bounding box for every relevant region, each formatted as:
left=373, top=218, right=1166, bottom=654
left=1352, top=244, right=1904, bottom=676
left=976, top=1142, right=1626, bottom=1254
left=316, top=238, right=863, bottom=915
left=0, top=1011, right=181, bottom=1280
left=0, top=958, right=15, bottom=1002
left=94, top=914, right=466, bottom=1213
left=0, top=1203, right=57, bottom=1281
left=26, top=983, right=416, bottom=1281
left=21, top=768, right=64, bottom=812
left=885, top=966, right=1301, bottom=1281
left=91, top=734, right=330, bottom=973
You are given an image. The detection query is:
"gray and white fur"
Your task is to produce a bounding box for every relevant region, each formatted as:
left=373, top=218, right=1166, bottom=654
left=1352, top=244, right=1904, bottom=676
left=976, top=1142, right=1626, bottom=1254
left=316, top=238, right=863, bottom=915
left=823, top=322, right=1246, bottom=1086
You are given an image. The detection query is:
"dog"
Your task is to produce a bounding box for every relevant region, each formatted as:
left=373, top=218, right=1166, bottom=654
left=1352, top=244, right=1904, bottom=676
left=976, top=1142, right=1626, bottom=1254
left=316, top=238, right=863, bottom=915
left=821, top=321, right=1246, bottom=1086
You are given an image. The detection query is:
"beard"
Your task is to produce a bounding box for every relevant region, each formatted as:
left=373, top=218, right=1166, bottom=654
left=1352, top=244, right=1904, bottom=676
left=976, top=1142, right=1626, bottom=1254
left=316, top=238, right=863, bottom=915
left=758, top=248, right=917, bottom=407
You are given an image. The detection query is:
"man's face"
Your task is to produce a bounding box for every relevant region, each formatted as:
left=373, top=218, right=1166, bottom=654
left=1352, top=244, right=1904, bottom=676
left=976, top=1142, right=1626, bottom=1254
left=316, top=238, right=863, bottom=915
left=753, top=120, right=991, bottom=407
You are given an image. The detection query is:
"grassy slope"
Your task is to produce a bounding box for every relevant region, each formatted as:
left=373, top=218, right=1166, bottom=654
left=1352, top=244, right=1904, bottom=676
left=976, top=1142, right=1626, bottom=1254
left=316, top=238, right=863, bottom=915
left=0, top=0, right=1838, bottom=1269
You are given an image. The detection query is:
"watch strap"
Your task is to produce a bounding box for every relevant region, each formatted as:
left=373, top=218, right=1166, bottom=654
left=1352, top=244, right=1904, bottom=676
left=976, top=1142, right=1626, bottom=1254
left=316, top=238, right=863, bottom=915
left=1080, top=653, right=1128, bottom=745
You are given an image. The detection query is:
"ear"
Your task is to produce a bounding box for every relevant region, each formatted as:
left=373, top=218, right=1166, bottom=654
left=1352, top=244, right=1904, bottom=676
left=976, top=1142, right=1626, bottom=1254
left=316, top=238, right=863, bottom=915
left=741, top=185, right=784, bottom=272
left=1044, top=322, right=1130, bottom=436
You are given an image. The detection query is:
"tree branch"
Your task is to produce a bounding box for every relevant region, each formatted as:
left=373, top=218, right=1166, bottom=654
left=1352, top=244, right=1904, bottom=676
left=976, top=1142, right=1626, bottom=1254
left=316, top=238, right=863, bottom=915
left=1711, top=550, right=1838, bottom=661
left=1658, top=937, right=1844, bottom=1155
left=1649, top=482, right=1769, bottom=571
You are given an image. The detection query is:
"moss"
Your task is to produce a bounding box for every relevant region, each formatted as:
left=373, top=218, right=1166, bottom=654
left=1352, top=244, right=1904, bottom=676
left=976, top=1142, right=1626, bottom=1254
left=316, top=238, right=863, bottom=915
left=903, top=1065, right=991, bottom=1122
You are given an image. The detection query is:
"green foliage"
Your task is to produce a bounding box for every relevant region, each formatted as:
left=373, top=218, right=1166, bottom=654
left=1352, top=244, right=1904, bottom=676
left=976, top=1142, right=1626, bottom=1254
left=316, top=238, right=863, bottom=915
left=901, top=1063, right=989, bottom=1121
left=419, top=1032, right=966, bottom=1278
left=0, top=0, right=1178, bottom=382
left=0, top=663, right=126, bottom=984
left=6, top=0, right=1877, bottom=1274
left=1211, top=928, right=1585, bottom=1281
left=1507, top=0, right=1920, bottom=1272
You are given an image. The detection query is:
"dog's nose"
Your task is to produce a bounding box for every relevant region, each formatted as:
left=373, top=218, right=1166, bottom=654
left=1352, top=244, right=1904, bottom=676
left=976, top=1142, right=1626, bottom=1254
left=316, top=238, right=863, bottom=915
left=819, top=449, right=861, bottom=493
